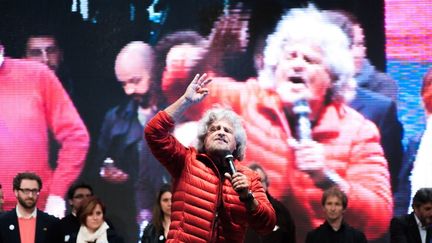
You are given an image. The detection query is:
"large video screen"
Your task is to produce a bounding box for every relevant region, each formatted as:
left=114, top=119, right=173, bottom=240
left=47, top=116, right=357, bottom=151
left=0, top=0, right=431, bottom=243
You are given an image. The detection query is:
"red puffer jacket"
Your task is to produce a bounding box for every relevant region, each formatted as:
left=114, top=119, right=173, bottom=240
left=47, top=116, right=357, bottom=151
left=145, top=111, right=276, bottom=243
left=190, top=78, right=393, bottom=242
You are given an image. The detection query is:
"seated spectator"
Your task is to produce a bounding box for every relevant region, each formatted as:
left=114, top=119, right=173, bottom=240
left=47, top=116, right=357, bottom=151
left=141, top=184, right=172, bottom=243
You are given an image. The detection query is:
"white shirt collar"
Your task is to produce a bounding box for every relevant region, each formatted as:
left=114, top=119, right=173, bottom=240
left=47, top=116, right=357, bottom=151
left=16, top=206, right=37, bottom=219
left=414, top=214, right=427, bottom=243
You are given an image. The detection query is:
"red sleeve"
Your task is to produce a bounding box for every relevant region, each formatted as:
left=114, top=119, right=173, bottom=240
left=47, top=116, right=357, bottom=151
left=39, top=66, right=89, bottom=197
left=244, top=169, right=277, bottom=234
left=342, top=120, right=393, bottom=239
left=144, top=111, right=190, bottom=178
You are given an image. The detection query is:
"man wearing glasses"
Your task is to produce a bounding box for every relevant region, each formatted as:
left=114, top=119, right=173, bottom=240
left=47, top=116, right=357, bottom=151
left=46, top=182, right=94, bottom=242
left=0, top=172, right=58, bottom=243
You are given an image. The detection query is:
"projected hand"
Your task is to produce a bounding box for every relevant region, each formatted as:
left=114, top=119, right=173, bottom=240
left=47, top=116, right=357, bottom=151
left=183, top=73, right=212, bottom=104
left=289, top=139, right=325, bottom=173
left=100, top=165, right=129, bottom=183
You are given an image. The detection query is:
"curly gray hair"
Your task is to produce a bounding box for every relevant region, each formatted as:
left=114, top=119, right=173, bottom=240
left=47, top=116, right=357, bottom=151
left=258, top=5, right=356, bottom=103
left=196, top=107, right=247, bottom=161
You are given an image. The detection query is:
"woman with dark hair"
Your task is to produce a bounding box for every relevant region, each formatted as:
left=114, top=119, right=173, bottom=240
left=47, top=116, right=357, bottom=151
left=71, top=196, right=123, bottom=243
left=141, top=184, right=172, bottom=243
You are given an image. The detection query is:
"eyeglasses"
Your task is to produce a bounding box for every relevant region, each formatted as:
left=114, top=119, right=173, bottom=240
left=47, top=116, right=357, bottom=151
left=18, top=188, right=40, bottom=196
left=27, top=46, right=59, bottom=57
left=73, top=194, right=92, bottom=199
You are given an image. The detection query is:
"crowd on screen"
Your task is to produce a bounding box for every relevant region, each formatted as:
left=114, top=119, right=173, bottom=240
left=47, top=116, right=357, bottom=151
left=1, top=3, right=432, bottom=243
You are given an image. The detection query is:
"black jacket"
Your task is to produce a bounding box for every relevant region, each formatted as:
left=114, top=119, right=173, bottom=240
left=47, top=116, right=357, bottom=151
left=141, top=222, right=166, bottom=243
left=46, top=213, right=80, bottom=242
left=244, top=192, right=296, bottom=243
left=306, top=221, right=367, bottom=243
left=349, top=87, right=404, bottom=193
left=390, top=213, right=432, bottom=243
left=94, top=99, right=170, bottom=211
left=0, top=209, right=59, bottom=243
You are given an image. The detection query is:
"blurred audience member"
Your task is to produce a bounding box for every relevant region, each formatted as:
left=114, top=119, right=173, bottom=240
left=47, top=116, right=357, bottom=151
left=0, top=39, right=89, bottom=218
left=244, top=163, right=296, bottom=243
left=390, top=188, right=432, bottom=243
left=141, top=184, right=172, bottom=243
left=345, top=13, right=398, bottom=101
left=181, top=6, right=392, bottom=242
left=47, top=182, right=94, bottom=242
left=93, top=41, right=170, bottom=243
left=73, top=196, right=124, bottom=243
left=0, top=172, right=59, bottom=243
left=324, top=10, right=404, bottom=194
left=24, top=31, right=75, bottom=99
left=398, top=68, right=432, bottom=215
left=306, top=187, right=367, bottom=243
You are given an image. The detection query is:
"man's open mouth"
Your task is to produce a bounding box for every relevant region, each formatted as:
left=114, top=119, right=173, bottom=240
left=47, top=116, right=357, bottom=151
left=289, top=76, right=305, bottom=84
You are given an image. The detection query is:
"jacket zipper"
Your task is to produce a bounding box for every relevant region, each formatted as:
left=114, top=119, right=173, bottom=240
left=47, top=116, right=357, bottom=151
left=209, top=168, right=223, bottom=242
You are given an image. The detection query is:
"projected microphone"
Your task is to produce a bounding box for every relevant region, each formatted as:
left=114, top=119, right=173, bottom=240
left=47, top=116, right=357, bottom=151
left=225, top=154, right=237, bottom=175
left=292, top=99, right=312, bottom=141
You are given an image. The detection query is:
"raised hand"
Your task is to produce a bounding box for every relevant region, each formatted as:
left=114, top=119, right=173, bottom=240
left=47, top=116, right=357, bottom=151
left=183, top=73, right=212, bottom=104
left=164, top=73, right=212, bottom=121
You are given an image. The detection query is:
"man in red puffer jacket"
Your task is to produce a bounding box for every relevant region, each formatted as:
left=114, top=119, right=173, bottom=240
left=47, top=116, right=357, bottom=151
left=145, top=73, right=276, bottom=243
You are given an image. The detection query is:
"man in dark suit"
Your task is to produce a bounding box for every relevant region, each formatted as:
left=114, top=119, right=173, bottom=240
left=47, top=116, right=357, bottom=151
left=390, top=188, right=432, bottom=243
left=46, top=182, right=93, bottom=242
left=350, top=87, right=404, bottom=193
left=0, top=172, right=58, bottom=243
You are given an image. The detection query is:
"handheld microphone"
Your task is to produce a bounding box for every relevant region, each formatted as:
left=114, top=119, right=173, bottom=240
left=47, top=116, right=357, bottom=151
left=225, top=154, right=236, bottom=175
left=292, top=99, right=312, bottom=141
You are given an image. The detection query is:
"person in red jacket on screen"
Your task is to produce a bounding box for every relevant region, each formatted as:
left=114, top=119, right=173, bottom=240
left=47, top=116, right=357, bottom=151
left=0, top=41, right=89, bottom=218
left=145, top=73, right=276, bottom=242
left=161, top=5, right=393, bottom=242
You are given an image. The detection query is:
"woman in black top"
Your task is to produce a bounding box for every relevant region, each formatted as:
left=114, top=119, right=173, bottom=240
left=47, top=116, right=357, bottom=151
left=141, top=184, right=172, bottom=243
